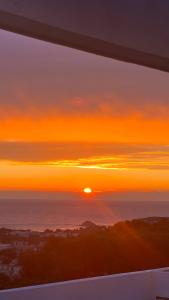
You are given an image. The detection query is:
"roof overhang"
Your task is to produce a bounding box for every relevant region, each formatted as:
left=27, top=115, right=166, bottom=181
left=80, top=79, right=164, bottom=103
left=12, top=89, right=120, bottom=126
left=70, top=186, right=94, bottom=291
left=0, top=0, right=169, bottom=72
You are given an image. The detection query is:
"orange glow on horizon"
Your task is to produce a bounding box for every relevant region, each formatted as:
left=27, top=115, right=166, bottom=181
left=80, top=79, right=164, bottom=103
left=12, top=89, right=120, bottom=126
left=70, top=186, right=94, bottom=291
left=1, top=160, right=169, bottom=192
left=1, top=97, right=169, bottom=193
left=1, top=113, right=169, bottom=191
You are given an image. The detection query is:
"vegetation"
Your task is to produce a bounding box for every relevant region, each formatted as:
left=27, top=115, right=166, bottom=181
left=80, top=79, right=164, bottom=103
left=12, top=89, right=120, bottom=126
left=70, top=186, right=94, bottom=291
left=1, top=217, right=169, bottom=289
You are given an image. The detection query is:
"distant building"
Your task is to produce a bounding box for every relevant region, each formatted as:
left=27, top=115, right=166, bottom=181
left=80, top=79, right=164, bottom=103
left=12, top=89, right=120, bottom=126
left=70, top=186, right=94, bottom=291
left=0, top=243, right=12, bottom=251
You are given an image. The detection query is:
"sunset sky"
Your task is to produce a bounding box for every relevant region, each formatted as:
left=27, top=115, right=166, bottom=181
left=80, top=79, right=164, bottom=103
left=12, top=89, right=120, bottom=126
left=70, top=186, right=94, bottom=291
left=1, top=29, right=169, bottom=193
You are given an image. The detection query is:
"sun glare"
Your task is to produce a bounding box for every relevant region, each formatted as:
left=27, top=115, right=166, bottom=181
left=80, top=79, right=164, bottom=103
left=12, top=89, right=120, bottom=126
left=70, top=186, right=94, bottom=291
left=83, top=187, right=92, bottom=194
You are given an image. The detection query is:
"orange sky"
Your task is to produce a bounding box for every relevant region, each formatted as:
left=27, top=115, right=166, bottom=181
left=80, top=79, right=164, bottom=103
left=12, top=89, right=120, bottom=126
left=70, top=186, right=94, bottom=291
left=1, top=115, right=169, bottom=143
left=1, top=29, right=169, bottom=193
left=1, top=114, right=169, bottom=192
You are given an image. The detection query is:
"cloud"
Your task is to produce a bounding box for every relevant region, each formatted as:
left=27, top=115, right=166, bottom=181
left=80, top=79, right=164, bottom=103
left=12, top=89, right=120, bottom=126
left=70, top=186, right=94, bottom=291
left=1, top=141, right=169, bottom=171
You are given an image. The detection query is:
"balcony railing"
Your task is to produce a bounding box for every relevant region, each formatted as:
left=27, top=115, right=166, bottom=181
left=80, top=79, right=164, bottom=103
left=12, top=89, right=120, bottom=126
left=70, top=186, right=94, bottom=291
left=0, top=268, right=169, bottom=300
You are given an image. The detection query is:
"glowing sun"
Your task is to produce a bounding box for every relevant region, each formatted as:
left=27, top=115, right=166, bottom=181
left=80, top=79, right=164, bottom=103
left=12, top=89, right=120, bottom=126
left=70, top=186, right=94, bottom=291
left=83, top=187, right=92, bottom=194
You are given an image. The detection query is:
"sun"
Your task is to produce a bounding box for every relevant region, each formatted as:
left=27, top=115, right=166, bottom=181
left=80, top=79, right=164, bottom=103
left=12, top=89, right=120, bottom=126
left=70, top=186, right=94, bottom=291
left=83, top=187, right=92, bottom=194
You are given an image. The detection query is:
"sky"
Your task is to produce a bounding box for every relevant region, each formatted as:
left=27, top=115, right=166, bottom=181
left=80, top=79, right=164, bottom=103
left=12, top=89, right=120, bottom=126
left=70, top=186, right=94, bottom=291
left=1, top=29, right=169, bottom=194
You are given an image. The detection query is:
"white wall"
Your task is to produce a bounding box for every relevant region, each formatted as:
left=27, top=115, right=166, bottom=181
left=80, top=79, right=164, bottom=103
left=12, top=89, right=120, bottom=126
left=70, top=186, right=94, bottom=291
left=153, top=268, right=169, bottom=299
left=0, top=270, right=155, bottom=300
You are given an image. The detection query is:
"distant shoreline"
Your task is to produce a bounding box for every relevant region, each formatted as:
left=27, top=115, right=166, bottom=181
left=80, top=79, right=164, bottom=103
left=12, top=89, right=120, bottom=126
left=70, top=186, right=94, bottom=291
left=0, top=198, right=169, bottom=231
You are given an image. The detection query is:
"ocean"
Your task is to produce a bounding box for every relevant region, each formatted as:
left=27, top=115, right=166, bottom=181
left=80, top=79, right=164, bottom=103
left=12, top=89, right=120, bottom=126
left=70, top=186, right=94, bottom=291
left=1, top=191, right=169, bottom=231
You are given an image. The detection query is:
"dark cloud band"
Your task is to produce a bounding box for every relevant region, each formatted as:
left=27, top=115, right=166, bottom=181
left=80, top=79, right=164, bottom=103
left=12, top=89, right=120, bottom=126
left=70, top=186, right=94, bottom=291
left=1, top=141, right=169, bottom=170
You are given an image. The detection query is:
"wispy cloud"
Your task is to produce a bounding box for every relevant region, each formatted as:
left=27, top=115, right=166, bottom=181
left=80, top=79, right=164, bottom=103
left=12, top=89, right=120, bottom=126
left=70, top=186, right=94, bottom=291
left=1, top=141, right=169, bottom=171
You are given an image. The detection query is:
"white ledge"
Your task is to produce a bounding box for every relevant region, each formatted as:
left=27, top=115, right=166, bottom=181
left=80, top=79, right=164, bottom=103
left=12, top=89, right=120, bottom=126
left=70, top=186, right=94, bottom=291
left=0, top=267, right=169, bottom=300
